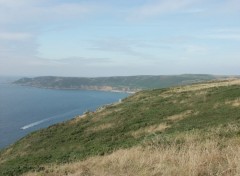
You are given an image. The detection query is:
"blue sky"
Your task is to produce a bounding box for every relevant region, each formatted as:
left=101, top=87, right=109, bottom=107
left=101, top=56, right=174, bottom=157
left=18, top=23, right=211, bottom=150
left=0, top=0, right=239, bottom=76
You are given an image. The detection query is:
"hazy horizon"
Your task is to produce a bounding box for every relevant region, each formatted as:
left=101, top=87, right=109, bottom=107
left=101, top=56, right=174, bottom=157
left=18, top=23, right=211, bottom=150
left=0, top=0, right=239, bottom=77
left=1, top=73, right=240, bottom=79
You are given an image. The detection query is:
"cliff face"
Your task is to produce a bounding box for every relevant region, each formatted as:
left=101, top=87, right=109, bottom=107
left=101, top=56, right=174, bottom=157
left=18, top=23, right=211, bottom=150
left=1, top=79, right=240, bottom=175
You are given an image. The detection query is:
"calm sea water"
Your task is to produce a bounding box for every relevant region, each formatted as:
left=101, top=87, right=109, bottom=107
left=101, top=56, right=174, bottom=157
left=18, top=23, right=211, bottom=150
left=0, top=80, right=128, bottom=149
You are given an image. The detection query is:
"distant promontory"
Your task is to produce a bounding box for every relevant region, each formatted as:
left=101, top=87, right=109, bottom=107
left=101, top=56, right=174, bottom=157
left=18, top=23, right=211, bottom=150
left=13, top=74, right=231, bottom=93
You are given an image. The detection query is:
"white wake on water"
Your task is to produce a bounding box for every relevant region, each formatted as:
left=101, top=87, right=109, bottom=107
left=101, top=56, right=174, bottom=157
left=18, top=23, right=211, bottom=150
left=20, top=118, right=52, bottom=130
left=20, top=108, right=83, bottom=130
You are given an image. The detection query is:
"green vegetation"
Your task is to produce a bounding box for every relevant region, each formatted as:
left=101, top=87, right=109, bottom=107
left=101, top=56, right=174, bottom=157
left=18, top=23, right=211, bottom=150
left=1, top=79, right=240, bottom=175
left=14, top=74, right=226, bottom=91
left=24, top=124, right=240, bottom=176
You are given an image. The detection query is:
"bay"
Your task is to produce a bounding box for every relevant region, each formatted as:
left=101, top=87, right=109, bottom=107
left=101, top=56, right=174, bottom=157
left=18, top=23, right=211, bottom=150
left=0, top=82, right=128, bottom=149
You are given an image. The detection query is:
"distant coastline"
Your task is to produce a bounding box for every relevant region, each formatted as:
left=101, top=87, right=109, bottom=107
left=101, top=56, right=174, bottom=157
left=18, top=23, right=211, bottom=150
left=13, top=75, right=233, bottom=95
left=14, top=84, right=137, bottom=94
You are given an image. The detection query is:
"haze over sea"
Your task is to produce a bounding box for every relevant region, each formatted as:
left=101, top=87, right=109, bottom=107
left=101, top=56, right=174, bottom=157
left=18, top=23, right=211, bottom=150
left=0, top=77, right=128, bottom=149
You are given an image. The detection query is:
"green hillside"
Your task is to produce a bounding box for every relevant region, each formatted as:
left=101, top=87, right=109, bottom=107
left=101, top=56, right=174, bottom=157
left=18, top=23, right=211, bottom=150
left=1, top=79, right=240, bottom=175
left=13, top=74, right=225, bottom=91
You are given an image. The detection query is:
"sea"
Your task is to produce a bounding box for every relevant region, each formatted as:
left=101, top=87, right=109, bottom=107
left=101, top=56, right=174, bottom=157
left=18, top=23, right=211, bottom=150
left=0, top=77, right=129, bottom=149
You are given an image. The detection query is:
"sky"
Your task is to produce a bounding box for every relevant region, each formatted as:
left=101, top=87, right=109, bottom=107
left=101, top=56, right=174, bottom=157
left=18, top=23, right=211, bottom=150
left=0, top=0, right=239, bottom=77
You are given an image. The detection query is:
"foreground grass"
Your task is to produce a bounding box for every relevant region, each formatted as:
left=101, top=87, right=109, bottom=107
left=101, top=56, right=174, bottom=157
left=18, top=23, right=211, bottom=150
left=25, top=124, right=240, bottom=176
left=1, top=79, right=240, bottom=175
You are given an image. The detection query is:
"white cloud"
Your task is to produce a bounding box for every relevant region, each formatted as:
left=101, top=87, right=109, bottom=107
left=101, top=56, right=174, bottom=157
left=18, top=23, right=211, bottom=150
left=202, top=28, right=240, bottom=41
left=39, top=57, right=113, bottom=66
left=184, top=45, right=208, bottom=54
left=218, top=0, right=240, bottom=13
left=0, top=0, right=103, bottom=75
left=0, top=32, right=32, bottom=40
left=0, top=0, right=239, bottom=76
left=88, top=38, right=157, bottom=59
left=183, top=8, right=205, bottom=13
left=208, top=34, right=240, bottom=41
left=0, top=1, right=99, bottom=25
left=128, top=0, right=240, bottom=20
left=129, top=0, right=203, bottom=19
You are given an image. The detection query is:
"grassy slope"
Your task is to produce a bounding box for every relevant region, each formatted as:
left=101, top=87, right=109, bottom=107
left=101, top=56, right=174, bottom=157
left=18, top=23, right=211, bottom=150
left=14, top=74, right=223, bottom=90
left=25, top=125, right=240, bottom=176
left=1, top=79, right=240, bottom=175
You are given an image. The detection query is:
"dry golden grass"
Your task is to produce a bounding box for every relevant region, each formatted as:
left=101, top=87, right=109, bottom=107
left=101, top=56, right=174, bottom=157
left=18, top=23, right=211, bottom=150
left=225, top=98, right=240, bottom=107
left=195, top=90, right=208, bottom=96
left=167, top=110, right=193, bottom=121
left=0, top=148, right=13, bottom=165
left=213, top=103, right=222, bottom=109
left=131, top=123, right=170, bottom=138
left=159, top=93, right=173, bottom=99
left=69, top=114, right=87, bottom=125
left=86, top=123, right=114, bottom=132
left=24, top=124, right=240, bottom=176
left=167, top=79, right=240, bottom=94
left=91, top=105, right=122, bottom=123
left=171, top=99, right=178, bottom=104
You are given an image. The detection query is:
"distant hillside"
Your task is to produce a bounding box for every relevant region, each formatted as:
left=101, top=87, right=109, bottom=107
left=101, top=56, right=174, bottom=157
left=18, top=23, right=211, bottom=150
left=13, top=74, right=229, bottom=92
left=1, top=79, right=240, bottom=175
